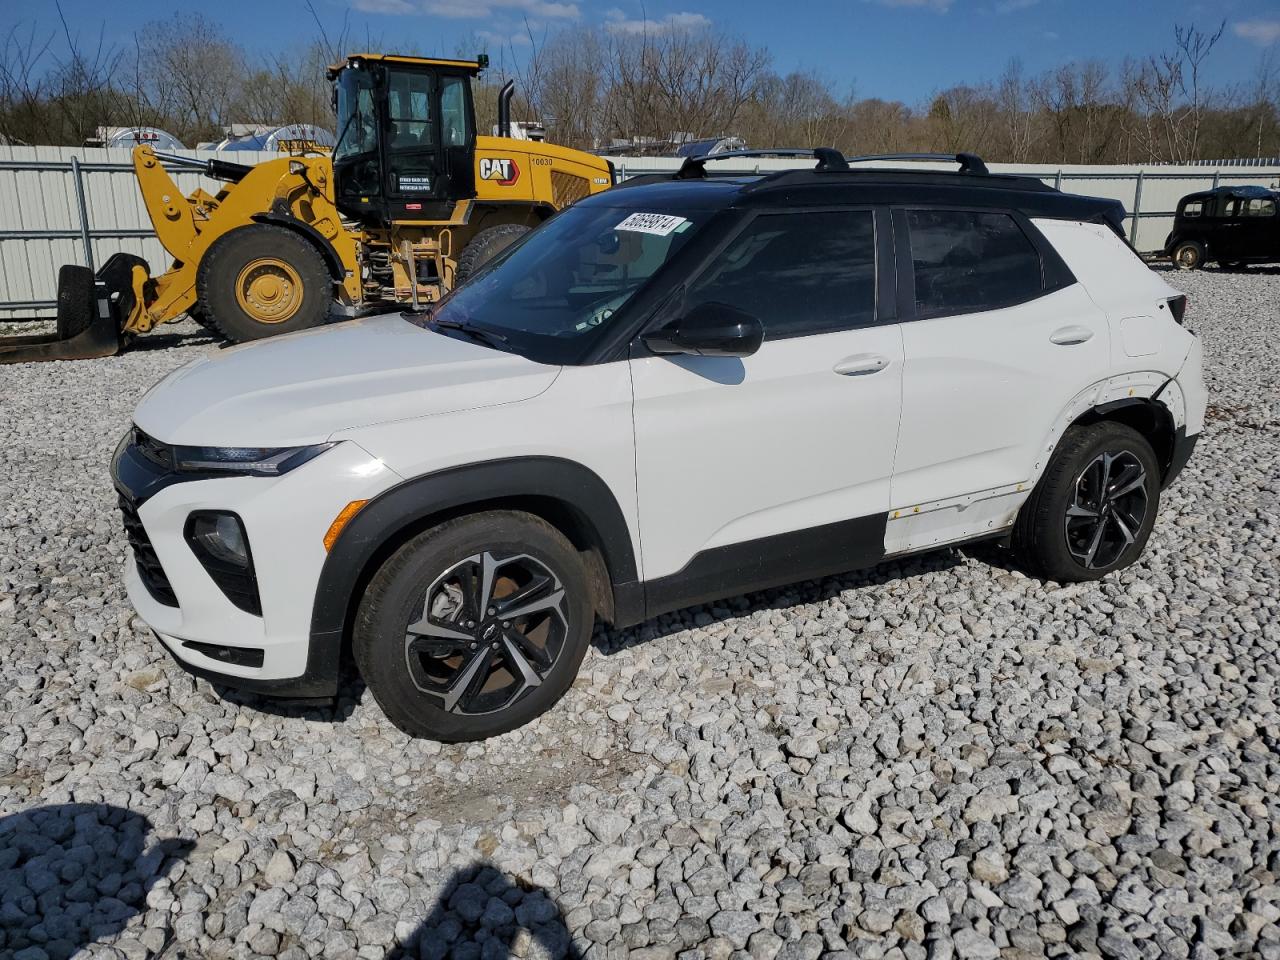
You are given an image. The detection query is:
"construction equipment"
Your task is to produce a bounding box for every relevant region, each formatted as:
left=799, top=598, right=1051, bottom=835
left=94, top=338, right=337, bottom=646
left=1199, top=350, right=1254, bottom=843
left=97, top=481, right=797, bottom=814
left=1, top=53, right=614, bottom=363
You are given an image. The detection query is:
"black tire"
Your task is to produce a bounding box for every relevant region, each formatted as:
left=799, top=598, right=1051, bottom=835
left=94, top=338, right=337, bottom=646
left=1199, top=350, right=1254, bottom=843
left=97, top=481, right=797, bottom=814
left=54, top=264, right=95, bottom=340
left=354, top=510, right=594, bottom=741
left=455, top=224, right=532, bottom=285
left=1171, top=240, right=1204, bottom=271
left=197, top=224, right=332, bottom=343
left=1012, top=422, right=1161, bottom=583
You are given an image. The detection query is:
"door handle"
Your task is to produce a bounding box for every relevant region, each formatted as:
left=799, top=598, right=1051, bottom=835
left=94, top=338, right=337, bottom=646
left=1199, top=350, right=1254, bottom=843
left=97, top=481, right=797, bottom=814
left=833, top=353, right=890, bottom=376
left=1049, top=325, right=1094, bottom=346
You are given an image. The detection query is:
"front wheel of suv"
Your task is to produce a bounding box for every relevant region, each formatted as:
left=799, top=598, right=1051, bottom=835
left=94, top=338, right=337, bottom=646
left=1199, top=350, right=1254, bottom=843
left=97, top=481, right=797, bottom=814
left=354, top=511, right=594, bottom=741
left=1012, top=422, right=1161, bottom=583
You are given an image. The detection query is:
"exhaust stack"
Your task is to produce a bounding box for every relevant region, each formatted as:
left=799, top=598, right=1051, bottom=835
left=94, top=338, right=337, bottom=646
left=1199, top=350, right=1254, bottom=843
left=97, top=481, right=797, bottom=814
left=497, top=80, right=514, bottom=139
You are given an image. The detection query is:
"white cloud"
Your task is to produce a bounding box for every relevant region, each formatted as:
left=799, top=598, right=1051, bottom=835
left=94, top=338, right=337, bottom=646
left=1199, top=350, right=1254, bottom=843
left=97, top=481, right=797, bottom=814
left=604, top=9, right=712, bottom=34
left=356, top=0, right=581, bottom=19
left=865, top=0, right=953, bottom=11
left=1234, top=19, right=1280, bottom=46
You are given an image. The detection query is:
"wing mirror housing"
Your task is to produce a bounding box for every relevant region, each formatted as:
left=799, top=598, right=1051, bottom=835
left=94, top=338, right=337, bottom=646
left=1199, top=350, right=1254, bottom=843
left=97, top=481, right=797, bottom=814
left=642, top=301, right=764, bottom=358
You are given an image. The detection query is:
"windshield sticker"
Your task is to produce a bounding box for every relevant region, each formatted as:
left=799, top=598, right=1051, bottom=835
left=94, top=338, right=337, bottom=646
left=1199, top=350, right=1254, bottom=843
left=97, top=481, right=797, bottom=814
left=615, top=212, right=689, bottom=236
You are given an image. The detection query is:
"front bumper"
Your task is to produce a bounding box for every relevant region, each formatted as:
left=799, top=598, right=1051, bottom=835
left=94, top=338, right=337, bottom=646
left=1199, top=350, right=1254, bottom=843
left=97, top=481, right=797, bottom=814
left=112, top=430, right=401, bottom=698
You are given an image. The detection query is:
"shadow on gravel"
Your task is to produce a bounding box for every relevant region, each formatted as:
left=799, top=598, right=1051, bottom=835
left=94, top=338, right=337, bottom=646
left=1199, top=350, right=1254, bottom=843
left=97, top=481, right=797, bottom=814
left=0, top=803, right=193, bottom=960
left=388, top=863, right=580, bottom=960
left=125, top=329, right=219, bottom=352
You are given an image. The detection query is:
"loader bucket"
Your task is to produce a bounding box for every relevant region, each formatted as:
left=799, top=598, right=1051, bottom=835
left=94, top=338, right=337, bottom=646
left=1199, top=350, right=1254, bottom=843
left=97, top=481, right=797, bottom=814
left=0, top=255, right=145, bottom=364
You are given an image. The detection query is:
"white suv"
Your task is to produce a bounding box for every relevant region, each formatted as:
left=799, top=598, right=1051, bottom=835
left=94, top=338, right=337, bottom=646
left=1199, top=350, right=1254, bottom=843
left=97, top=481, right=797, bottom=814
left=114, top=151, right=1206, bottom=741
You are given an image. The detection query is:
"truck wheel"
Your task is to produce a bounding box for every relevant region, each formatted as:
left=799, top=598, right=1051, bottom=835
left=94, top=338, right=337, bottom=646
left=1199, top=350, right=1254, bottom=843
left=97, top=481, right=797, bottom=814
left=353, top=510, right=593, bottom=741
left=1011, top=422, right=1161, bottom=583
left=455, top=224, right=532, bottom=284
left=198, top=224, right=332, bottom=342
left=1172, top=240, right=1204, bottom=270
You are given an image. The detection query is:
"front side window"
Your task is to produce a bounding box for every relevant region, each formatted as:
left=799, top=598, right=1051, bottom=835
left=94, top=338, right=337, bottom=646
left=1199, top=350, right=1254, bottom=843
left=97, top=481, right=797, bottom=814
left=684, top=211, right=876, bottom=338
left=424, top=204, right=703, bottom=362
left=906, top=209, right=1042, bottom=317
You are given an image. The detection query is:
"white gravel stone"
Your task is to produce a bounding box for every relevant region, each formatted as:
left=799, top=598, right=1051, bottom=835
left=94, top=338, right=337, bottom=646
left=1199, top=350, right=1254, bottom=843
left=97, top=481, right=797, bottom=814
left=1, top=270, right=1278, bottom=959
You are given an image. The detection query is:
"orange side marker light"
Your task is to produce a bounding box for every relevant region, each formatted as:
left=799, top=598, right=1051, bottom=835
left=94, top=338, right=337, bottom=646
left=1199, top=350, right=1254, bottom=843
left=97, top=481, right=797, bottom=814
left=324, top=500, right=369, bottom=551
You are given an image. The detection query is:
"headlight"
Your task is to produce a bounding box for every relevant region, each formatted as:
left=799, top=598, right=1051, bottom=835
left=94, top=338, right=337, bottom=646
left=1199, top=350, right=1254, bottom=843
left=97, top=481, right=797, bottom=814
left=172, top=443, right=335, bottom=477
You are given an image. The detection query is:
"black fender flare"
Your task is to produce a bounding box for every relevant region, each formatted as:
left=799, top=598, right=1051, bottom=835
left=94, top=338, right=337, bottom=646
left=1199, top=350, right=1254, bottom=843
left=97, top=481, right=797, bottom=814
left=250, top=211, right=346, bottom=280
left=307, top=456, right=642, bottom=682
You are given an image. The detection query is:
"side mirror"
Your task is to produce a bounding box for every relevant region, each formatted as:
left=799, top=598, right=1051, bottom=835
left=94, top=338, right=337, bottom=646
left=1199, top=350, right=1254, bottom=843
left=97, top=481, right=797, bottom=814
left=642, top=301, right=764, bottom=358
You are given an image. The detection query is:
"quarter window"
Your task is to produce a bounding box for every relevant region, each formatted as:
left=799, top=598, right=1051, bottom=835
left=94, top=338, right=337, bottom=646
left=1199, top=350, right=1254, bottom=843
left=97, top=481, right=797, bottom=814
left=1181, top=200, right=1203, bottom=218
left=684, top=211, right=877, bottom=338
left=905, top=210, right=1043, bottom=317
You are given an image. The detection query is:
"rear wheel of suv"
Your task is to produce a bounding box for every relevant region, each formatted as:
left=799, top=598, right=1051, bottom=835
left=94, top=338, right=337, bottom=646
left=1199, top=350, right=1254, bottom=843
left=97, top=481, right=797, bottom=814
left=1012, top=422, right=1161, bottom=583
left=1172, top=240, right=1204, bottom=270
left=354, top=511, right=594, bottom=741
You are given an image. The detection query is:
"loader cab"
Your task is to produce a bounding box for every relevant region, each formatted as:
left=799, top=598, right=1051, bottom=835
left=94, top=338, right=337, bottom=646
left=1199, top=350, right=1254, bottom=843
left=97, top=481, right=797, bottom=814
left=330, top=54, right=480, bottom=223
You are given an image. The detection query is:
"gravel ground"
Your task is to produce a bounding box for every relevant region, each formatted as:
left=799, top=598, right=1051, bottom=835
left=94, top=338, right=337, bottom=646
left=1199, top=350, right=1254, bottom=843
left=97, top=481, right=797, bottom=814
left=1, top=269, right=1278, bottom=960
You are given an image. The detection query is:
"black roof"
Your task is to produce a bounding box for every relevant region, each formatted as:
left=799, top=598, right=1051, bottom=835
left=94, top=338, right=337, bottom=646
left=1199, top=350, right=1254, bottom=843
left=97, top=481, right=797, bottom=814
left=588, top=150, right=1126, bottom=229
left=1181, top=184, right=1278, bottom=202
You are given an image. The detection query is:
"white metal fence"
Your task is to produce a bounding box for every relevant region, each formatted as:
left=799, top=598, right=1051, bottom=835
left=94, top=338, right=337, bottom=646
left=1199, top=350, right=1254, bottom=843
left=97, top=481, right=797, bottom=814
left=2, top=145, right=1278, bottom=319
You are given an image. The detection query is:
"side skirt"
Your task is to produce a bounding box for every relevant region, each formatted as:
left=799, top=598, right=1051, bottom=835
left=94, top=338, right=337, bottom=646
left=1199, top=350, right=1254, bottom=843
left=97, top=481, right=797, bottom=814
left=634, top=513, right=888, bottom=624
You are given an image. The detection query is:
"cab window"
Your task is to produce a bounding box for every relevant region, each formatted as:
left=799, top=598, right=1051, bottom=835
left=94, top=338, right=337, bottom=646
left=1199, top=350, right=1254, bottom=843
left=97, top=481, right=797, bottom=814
left=440, top=76, right=470, bottom=148
left=387, top=70, right=435, bottom=149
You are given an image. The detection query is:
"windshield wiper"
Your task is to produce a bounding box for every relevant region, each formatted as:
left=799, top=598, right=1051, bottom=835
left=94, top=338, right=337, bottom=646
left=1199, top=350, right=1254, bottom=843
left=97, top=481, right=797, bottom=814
left=430, top=318, right=510, bottom=350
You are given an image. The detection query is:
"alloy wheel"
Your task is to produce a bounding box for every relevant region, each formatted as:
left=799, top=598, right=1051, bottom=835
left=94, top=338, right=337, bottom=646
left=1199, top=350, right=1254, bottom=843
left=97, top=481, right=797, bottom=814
left=403, top=551, right=569, bottom=715
left=1064, top=450, right=1149, bottom=570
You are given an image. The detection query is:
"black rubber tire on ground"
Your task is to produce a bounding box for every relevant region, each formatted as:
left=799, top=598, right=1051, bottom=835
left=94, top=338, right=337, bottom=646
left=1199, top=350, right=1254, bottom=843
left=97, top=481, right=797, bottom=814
left=354, top=510, right=594, bottom=741
left=54, top=264, right=95, bottom=340
left=1012, top=422, right=1162, bottom=583
left=455, top=223, right=532, bottom=285
left=1172, top=240, right=1205, bottom=270
left=197, top=224, right=332, bottom=343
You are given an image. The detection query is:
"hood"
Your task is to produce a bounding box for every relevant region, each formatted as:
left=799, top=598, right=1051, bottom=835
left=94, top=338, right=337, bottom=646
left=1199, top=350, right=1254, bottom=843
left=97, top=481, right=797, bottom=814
left=134, top=314, right=560, bottom=446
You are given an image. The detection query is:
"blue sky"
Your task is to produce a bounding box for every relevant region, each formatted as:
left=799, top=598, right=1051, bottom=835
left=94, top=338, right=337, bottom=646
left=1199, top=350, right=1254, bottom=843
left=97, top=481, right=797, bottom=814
left=9, top=0, right=1280, bottom=104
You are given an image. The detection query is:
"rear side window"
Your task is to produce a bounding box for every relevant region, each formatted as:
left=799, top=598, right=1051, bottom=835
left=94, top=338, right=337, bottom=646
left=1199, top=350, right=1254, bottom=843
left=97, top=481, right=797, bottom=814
left=906, top=210, right=1043, bottom=317
left=685, top=210, right=876, bottom=338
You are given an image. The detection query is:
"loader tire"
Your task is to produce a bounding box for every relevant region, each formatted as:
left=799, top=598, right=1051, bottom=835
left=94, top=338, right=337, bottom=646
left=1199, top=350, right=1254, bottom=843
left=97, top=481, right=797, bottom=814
left=55, top=264, right=95, bottom=340
left=455, top=224, right=532, bottom=285
left=198, top=224, right=332, bottom=343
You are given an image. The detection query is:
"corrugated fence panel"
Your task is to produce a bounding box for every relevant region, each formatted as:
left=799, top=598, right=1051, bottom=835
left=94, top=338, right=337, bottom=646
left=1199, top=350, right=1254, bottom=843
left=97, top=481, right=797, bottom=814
left=0, top=145, right=276, bottom=317
left=1, top=146, right=1278, bottom=318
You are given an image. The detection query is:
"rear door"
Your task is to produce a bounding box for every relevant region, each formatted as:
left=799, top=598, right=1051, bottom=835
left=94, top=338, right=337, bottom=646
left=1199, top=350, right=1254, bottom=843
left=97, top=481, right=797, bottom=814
left=629, top=208, right=904, bottom=597
left=891, top=208, right=1110, bottom=514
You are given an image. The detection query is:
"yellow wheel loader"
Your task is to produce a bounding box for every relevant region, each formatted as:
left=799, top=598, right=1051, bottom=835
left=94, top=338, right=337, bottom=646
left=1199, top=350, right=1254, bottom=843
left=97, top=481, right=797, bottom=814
left=0, top=54, right=614, bottom=364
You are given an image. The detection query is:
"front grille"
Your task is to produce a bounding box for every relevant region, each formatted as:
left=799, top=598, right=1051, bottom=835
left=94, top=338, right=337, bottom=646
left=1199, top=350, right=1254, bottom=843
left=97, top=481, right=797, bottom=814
left=551, top=171, right=590, bottom=209
left=118, top=492, right=178, bottom=607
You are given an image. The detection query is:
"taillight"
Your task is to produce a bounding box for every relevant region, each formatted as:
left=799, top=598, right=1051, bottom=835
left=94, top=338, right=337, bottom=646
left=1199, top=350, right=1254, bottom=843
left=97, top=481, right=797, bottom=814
left=1167, top=295, right=1188, bottom=325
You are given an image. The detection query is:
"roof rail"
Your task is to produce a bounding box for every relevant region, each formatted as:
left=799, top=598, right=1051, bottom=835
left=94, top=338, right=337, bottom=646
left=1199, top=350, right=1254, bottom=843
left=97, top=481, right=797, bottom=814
left=674, top=147, right=847, bottom=180
left=844, top=152, right=989, bottom=175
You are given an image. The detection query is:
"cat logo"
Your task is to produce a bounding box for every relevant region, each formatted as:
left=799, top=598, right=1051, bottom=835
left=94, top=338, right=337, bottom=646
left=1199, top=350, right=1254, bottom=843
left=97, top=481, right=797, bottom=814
left=479, top=157, right=520, bottom=186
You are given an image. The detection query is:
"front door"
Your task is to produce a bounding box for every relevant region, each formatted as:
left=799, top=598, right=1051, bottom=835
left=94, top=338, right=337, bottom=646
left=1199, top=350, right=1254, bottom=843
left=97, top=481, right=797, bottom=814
left=630, top=209, right=904, bottom=604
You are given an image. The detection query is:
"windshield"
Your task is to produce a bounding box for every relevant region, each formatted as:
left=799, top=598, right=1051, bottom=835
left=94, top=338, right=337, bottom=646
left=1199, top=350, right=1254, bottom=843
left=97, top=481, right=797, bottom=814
left=426, top=203, right=703, bottom=362
left=333, top=68, right=376, bottom=162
